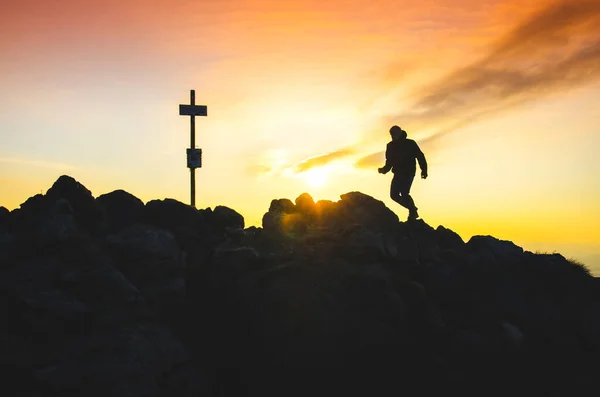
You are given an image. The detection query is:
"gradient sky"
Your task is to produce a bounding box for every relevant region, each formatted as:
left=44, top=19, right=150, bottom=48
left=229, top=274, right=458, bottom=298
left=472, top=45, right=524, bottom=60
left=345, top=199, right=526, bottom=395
left=1, top=0, right=599, bottom=273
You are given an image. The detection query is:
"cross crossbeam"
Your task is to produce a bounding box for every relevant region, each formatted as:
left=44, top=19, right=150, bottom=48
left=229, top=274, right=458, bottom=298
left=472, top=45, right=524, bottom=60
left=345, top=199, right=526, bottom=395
left=179, top=104, right=207, bottom=117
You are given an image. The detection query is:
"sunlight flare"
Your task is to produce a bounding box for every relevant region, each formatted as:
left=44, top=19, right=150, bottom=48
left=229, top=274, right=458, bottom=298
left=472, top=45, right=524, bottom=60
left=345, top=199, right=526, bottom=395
left=302, top=167, right=329, bottom=188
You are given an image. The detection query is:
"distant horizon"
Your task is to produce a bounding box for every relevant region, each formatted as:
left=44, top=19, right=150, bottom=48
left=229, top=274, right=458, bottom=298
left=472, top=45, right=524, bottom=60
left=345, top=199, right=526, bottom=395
left=2, top=1, right=599, bottom=275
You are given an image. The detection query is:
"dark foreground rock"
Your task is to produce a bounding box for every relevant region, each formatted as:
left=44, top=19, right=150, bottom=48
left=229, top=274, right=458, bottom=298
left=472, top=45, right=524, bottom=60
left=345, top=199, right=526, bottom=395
left=1, top=175, right=599, bottom=397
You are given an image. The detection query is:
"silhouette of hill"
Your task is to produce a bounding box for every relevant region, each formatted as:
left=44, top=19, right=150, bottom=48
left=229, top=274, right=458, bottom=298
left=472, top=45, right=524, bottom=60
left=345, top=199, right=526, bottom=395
left=1, top=175, right=599, bottom=397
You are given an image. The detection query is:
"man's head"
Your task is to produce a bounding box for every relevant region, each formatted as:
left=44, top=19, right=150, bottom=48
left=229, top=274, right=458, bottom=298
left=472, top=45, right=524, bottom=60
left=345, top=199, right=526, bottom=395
left=390, top=125, right=407, bottom=141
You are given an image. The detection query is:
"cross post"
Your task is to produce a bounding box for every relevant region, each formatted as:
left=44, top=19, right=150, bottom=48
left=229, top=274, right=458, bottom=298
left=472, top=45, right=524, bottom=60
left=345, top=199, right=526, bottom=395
left=179, top=89, right=207, bottom=208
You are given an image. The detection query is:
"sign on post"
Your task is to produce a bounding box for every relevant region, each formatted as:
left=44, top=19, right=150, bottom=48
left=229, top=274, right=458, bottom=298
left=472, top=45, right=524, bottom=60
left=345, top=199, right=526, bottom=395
left=187, top=148, right=202, bottom=169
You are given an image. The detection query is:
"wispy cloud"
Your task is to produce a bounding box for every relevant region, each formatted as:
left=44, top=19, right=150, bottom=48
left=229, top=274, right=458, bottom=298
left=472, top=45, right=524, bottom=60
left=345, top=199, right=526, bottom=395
left=355, top=151, right=384, bottom=169
left=293, top=147, right=355, bottom=173
left=391, top=0, right=600, bottom=133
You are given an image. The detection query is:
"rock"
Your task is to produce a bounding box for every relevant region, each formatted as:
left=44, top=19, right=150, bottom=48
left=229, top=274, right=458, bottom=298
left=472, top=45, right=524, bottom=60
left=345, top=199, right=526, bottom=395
left=45, top=175, right=107, bottom=234
left=261, top=211, right=279, bottom=234
left=501, top=322, right=524, bottom=345
left=336, top=224, right=387, bottom=263
left=106, top=224, right=186, bottom=315
left=0, top=206, right=9, bottom=229
left=262, top=192, right=400, bottom=236
left=33, top=324, right=189, bottom=397
left=336, top=191, right=399, bottom=232
left=295, top=193, right=316, bottom=215
left=211, top=246, right=262, bottom=279
left=314, top=199, right=336, bottom=224
left=144, top=198, right=204, bottom=233
left=262, top=209, right=307, bottom=236
left=466, top=235, right=523, bottom=266
left=261, top=195, right=324, bottom=236
left=212, top=205, right=245, bottom=230
left=33, top=198, right=79, bottom=244
left=578, top=301, right=600, bottom=352
left=436, top=225, right=465, bottom=250
left=0, top=230, right=14, bottom=265
left=10, top=193, right=53, bottom=233
left=97, top=190, right=145, bottom=232
left=399, top=219, right=439, bottom=255
left=268, top=198, right=296, bottom=214
left=143, top=198, right=219, bottom=259
left=467, top=235, right=523, bottom=258
left=10, top=197, right=79, bottom=247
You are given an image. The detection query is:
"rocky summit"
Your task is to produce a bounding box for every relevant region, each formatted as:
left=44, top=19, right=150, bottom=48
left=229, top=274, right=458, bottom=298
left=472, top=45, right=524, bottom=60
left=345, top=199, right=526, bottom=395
left=1, top=175, right=599, bottom=397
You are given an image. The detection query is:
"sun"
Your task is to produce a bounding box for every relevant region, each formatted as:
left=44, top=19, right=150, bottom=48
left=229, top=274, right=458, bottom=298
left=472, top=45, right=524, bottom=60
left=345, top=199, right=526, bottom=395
left=302, top=167, right=328, bottom=188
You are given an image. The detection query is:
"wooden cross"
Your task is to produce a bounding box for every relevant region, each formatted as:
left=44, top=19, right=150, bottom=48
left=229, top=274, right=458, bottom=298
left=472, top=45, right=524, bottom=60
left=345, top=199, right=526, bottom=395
left=179, top=89, right=207, bottom=208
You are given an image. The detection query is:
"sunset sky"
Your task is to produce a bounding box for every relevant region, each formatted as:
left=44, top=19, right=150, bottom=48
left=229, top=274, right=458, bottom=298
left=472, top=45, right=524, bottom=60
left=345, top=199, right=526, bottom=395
left=1, top=0, right=599, bottom=273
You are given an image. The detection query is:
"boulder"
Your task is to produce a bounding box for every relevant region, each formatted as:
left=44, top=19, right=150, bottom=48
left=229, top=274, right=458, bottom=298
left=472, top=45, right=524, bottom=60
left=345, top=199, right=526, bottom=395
left=32, top=323, right=190, bottom=397
left=336, top=191, right=399, bottom=232
left=294, top=193, right=316, bottom=215
left=336, top=224, right=387, bottom=263
left=106, top=224, right=186, bottom=314
left=210, top=246, right=262, bottom=283
left=9, top=197, right=79, bottom=248
left=10, top=193, right=53, bottom=233
left=212, top=205, right=245, bottom=230
left=143, top=198, right=219, bottom=258
left=436, top=225, right=465, bottom=250
left=33, top=198, right=79, bottom=245
left=97, top=190, right=145, bottom=232
left=467, top=235, right=523, bottom=258
left=144, top=198, right=203, bottom=233
left=262, top=208, right=307, bottom=236
left=398, top=219, right=439, bottom=255
left=314, top=199, right=336, bottom=225
left=268, top=198, right=296, bottom=214
left=466, top=235, right=524, bottom=267
left=0, top=206, right=9, bottom=229
left=45, top=175, right=107, bottom=234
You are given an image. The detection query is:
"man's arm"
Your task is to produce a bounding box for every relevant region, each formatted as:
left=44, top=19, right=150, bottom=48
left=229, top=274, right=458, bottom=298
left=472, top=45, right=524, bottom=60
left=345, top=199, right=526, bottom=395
left=378, top=144, right=392, bottom=174
left=414, top=141, right=428, bottom=178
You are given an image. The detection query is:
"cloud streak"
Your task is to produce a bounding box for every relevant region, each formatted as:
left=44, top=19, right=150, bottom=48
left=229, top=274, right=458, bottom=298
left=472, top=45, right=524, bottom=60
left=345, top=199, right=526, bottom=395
left=355, top=151, right=384, bottom=169
left=351, top=0, right=600, bottom=172
left=293, top=147, right=355, bottom=173
left=393, top=0, right=600, bottom=134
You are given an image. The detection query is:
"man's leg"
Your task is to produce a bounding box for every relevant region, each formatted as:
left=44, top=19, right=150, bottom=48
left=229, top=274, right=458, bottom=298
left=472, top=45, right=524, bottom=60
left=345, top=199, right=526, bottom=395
left=398, top=174, right=419, bottom=220
left=390, top=174, right=410, bottom=208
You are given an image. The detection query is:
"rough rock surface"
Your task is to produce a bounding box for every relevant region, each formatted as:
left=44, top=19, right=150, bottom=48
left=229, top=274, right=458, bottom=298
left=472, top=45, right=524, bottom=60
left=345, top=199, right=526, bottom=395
left=2, top=175, right=599, bottom=396
left=97, top=189, right=145, bottom=232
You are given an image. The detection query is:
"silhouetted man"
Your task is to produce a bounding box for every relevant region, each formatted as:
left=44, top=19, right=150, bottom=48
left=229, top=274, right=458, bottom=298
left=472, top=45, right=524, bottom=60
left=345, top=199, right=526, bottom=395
left=378, top=125, right=428, bottom=221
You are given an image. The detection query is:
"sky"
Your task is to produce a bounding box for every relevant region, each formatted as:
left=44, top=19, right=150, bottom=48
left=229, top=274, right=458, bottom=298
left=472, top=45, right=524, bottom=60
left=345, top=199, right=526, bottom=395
left=1, top=0, right=599, bottom=273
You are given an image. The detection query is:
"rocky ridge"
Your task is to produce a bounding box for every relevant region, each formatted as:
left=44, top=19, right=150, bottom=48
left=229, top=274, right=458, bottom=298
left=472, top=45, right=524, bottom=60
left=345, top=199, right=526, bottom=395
left=1, top=175, right=599, bottom=396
